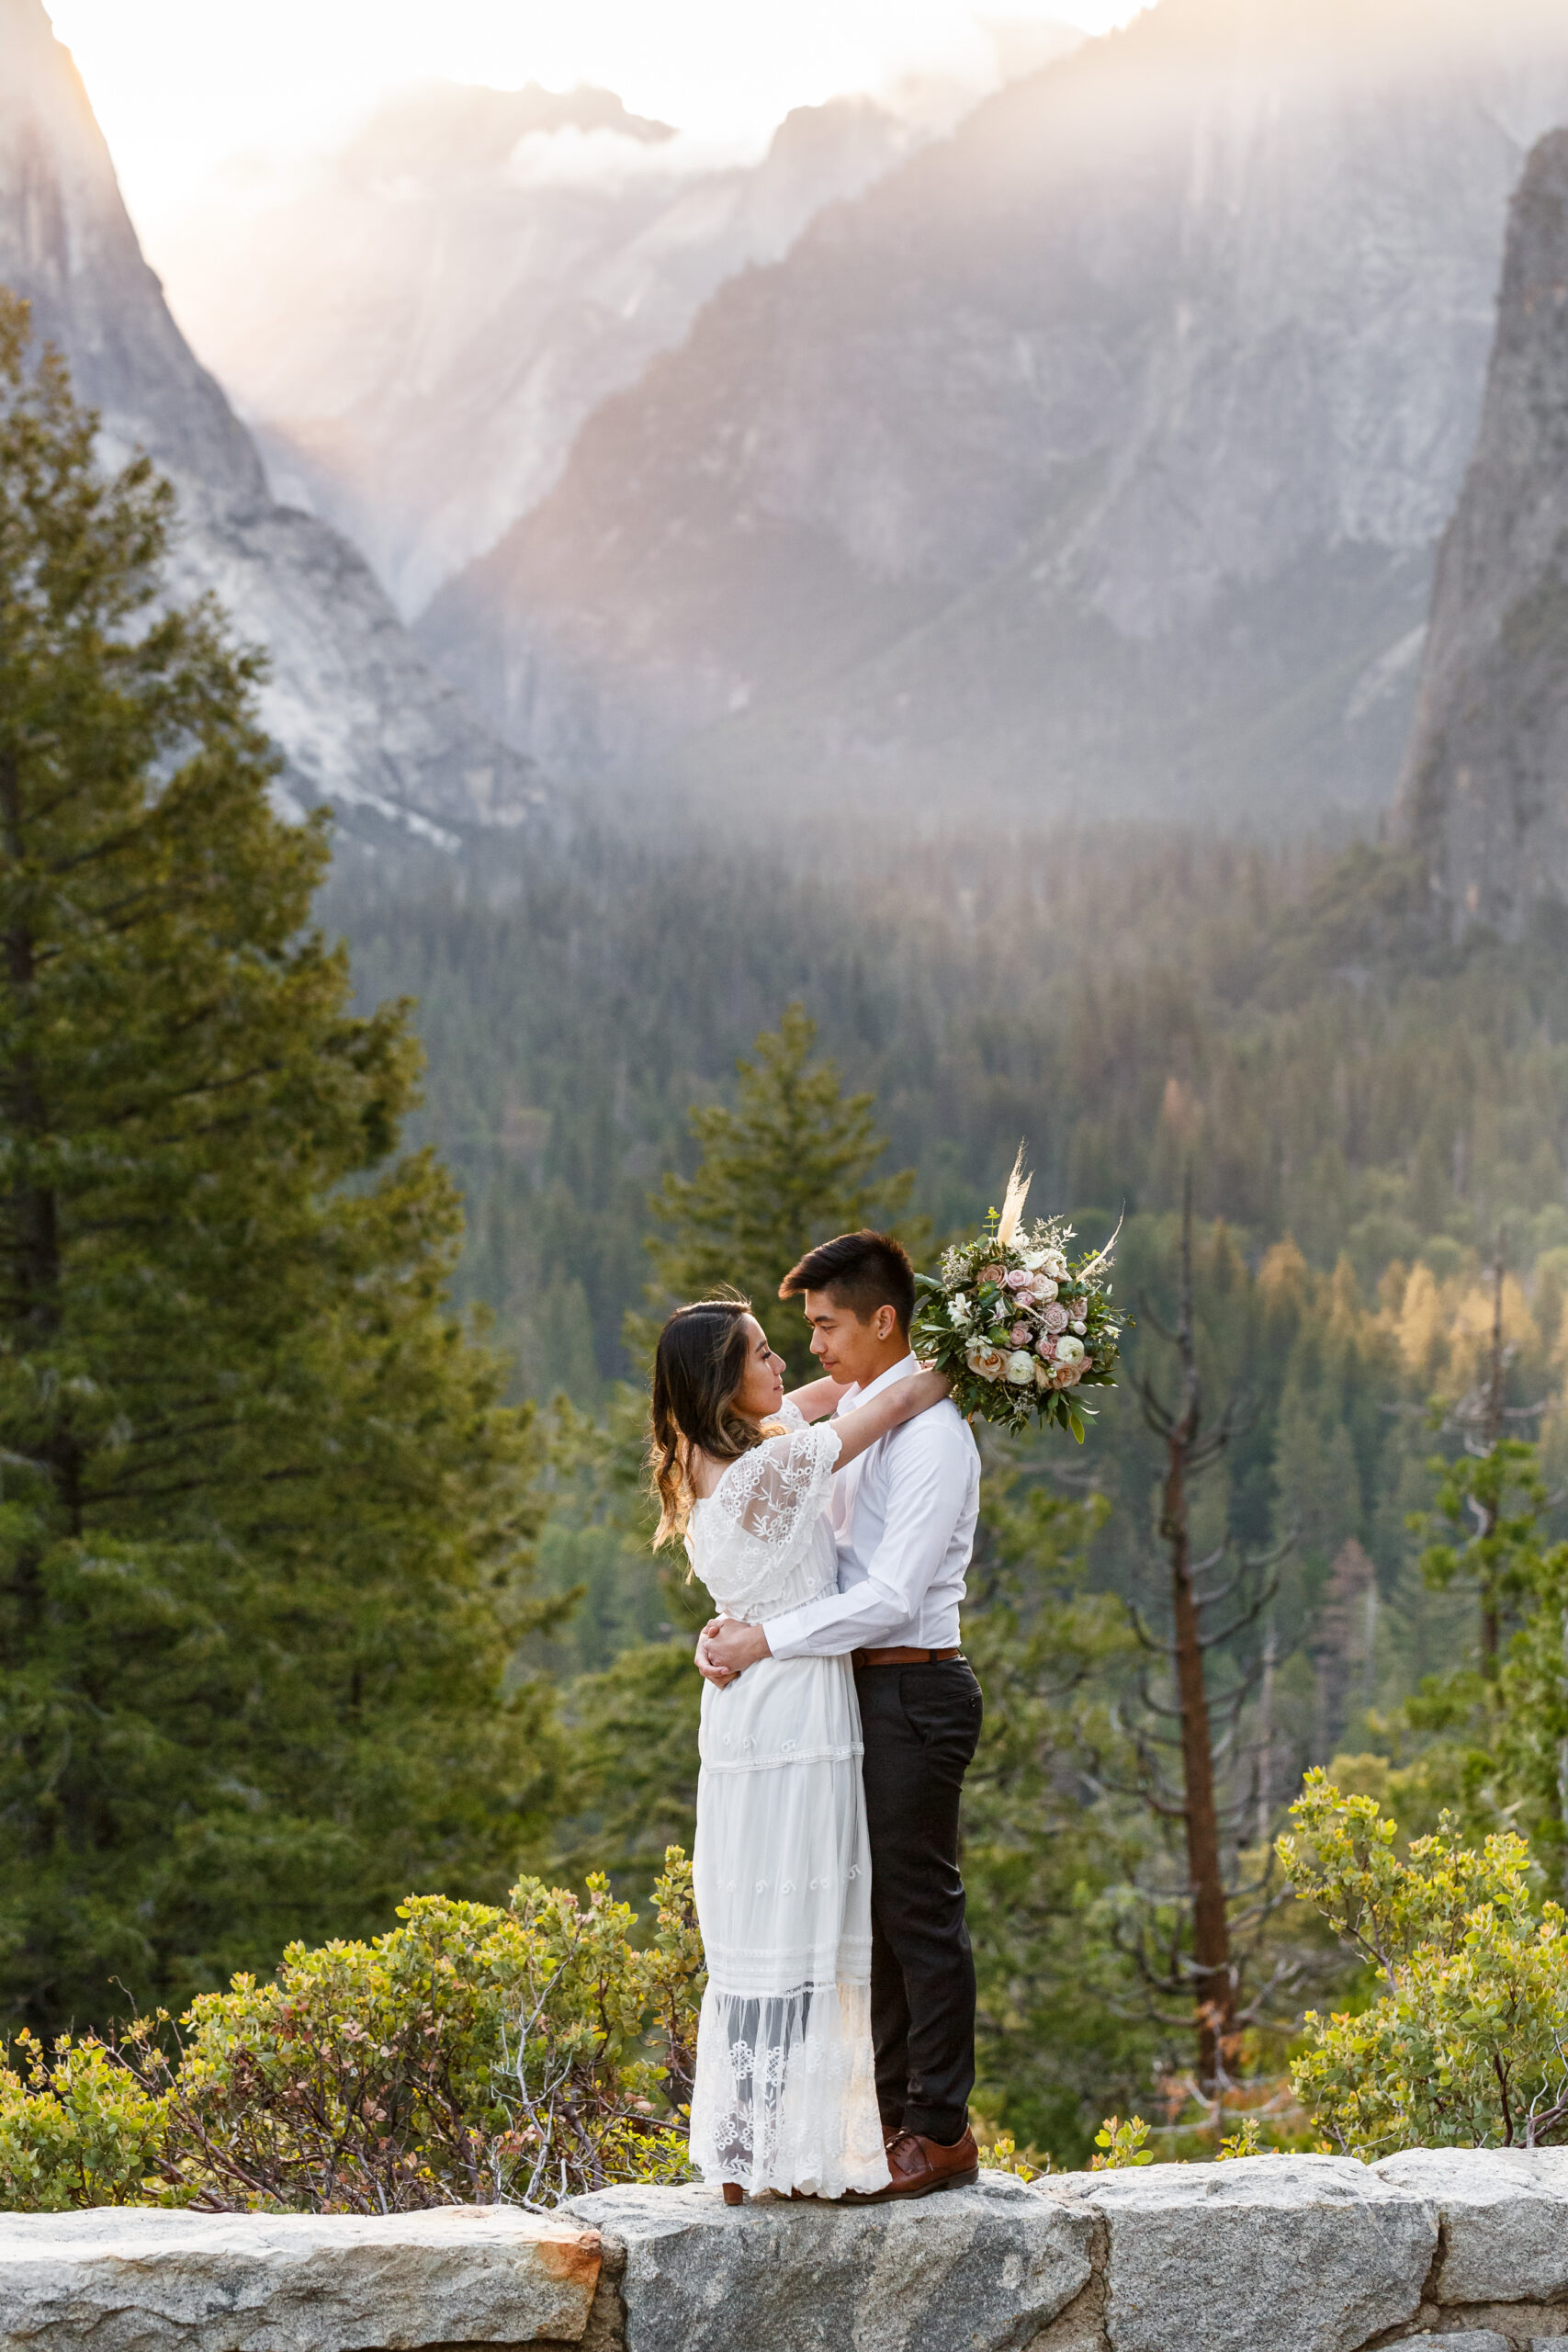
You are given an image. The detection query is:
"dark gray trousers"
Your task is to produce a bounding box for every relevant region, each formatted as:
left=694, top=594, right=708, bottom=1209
left=854, top=1657, right=983, bottom=2145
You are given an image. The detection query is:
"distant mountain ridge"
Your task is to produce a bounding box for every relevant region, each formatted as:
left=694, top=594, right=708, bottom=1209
left=155, top=81, right=952, bottom=618
left=0, top=0, right=538, bottom=846
left=415, top=0, right=1568, bottom=831
left=1399, top=128, right=1568, bottom=934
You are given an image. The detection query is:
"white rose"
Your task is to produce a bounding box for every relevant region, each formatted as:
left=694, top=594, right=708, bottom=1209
left=950, top=1293, right=972, bottom=1326
left=1043, top=1250, right=1069, bottom=1279
left=1006, top=1350, right=1036, bottom=1385
left=1055, top=1334, right=1085, bottom=1366
left=1019, top=1246, right=1046, bottom=1271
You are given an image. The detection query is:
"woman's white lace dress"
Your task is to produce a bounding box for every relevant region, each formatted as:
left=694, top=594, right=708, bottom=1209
left=685, top=1400, right=890, bottom=2198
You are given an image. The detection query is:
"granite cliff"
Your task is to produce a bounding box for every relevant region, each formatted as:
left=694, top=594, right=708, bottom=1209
left=0, top=0, right=537, bottom=845
left=155, top=85, right=944, bottom=620
left=1398, top=130, right=1568, bottom=934
left=417, top=0, right=1568, bottom=830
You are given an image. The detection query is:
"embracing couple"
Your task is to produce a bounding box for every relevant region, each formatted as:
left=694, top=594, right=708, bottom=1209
left=649, top=1228, right=984, bottom=2205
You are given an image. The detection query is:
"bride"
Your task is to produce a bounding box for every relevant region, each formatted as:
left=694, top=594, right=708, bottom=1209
left=649, top=1293, right=949, bottom=2203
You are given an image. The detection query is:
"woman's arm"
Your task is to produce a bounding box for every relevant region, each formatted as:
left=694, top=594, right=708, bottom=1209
left=829, top=1369, right=950, bottom=1468
left=783, top=1374, right=852, bottom=1423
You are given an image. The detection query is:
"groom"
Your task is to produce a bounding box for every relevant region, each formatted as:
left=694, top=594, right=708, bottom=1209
left=696, top=1230, right=984, bottom=2200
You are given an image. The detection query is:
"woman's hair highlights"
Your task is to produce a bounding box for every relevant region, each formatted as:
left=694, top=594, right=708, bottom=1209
left=649, top=1293, right=762, bottom=1548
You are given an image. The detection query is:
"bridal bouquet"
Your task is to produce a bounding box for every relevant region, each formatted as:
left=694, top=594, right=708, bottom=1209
left=912, top=1151, right=1123, bottom=1440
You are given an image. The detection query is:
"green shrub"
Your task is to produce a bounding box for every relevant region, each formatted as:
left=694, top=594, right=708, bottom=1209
left=1280, top=1771, right=1568, bottom=2154
left=0, top=2032, right=169, bottom=2211
left=0, top=1850, right=702, bottom=2212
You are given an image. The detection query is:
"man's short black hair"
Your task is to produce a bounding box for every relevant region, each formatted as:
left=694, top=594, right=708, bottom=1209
left=779, top=1230, right=916, bottom=1335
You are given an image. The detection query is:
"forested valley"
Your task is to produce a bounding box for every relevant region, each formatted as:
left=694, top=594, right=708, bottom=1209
left=318, top=802, right=1568, bottom=2161
left=9, top=302, right=1568, bottom=2193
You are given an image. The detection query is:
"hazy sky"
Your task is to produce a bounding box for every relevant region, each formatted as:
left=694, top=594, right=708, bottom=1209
left=44, top=0, right=1145, bottom=226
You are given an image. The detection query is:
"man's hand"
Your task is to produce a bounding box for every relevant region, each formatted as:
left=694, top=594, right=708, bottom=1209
left=694, top=1614, right=772, bottom=1686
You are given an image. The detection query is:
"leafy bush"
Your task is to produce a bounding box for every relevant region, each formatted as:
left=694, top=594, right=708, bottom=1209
left=0, top=2033, right=168, bottom=2211
left=0, top=1851, right=702, bottom=2212
left=1280, top=1771, right=1568, bottom=2154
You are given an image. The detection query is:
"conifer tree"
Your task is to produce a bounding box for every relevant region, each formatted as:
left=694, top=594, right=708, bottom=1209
left=0, top=295, right=557, bottom=2032
left=637, top=1003, right=920, bottom=1377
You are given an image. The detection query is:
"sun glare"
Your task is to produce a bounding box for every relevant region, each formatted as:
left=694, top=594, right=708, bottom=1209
left=42, top=0, right=1146, bottom=227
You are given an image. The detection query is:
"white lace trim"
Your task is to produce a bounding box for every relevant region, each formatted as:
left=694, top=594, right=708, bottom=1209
left=689, top=1421, right=842, bottom=1617
left=688, top=1979, right=891, bottom=2199
left=702, top=1737, right=863, bottom=1774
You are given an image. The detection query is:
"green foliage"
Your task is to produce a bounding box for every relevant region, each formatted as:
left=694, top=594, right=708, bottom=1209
left=1416, top=1436, right=1547, bottom=1654
left=959, top=1458, right=1150, bottom=2164
left=1090, top=2113, right=1154, bottom=2167
left=0, top=296, right=558, bottom=2034
left=0, top=1850, right=703, bottom=2211
left=1215, top=2114, right=1265, bottom=2159
left=635, top=1002, right=920, bottom=1379
left=1281, top=1773, right=1568, bottom=2154
left=0, top=2030, right=168, bottom=2211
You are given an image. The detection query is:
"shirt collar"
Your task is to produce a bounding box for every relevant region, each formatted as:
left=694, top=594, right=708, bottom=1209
left=837, top=1351, right=919, bottom=1413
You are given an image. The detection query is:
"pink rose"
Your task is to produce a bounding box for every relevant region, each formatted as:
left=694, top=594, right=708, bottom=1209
left=1004, top=1268, right=1035, bottom=1293
left=1010, top=1321, right=1031, bottom=1346
left=1031, top=1273, right=1058, bottom=1304
left=1043, top=1301, right=1069, bottom=1334
left=1036, top=1333, right=1057, bottom=1361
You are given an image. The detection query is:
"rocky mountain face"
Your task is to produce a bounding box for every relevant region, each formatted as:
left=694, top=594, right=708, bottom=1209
left=417, top=0, right=1568, bottom=830
left=0, top=0, right=537, bottom=845
left=1398, top=130, right=1568, bottom=934
left=152, top=82, right=956, bottom=619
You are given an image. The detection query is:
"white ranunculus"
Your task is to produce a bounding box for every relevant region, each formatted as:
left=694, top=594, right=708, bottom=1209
left=950, top=1293, right=972, bottom=1326
left=1006, top=1350, right=1036, bottom=1385
left=1055, top=1333, right=1085, bottom=1366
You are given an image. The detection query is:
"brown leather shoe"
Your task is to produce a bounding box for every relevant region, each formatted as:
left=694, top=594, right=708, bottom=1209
left=851, top=2126, right=980, bottom=2202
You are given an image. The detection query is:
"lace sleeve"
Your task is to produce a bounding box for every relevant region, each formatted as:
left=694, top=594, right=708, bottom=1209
left=692, top=1424, right=841, bottom=1614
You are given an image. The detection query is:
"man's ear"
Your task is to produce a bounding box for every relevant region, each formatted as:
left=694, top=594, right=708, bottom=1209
left=874, top=1305, right=896, bottom=1340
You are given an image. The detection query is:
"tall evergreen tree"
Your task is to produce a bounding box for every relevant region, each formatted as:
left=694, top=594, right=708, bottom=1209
left=0, top=295, right=557, bottom=2032
left=637, top=1002, right=919, bottom=1377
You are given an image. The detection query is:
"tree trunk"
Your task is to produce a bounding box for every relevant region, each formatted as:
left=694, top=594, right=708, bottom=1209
left=1164, top=1180, right=1234, bottom=2093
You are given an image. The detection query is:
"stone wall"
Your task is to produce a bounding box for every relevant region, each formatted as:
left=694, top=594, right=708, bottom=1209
left=9, top=2150, right=1568, bottom=2352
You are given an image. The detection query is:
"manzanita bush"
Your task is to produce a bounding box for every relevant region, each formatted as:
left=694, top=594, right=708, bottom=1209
left=1280, top=1771, right=1568, bottom=2156
left=0, top=1849, right=703, bottom=2211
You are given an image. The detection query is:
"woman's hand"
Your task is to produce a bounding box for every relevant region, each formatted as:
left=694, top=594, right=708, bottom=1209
left=694, top=1613, right=770, bottom=1684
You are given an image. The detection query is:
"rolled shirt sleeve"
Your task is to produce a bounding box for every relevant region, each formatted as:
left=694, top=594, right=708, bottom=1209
left=764, top=1412, right=976, bottom=1660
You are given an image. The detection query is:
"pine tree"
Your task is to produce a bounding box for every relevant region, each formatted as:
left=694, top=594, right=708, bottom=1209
left=0, top=295, right=558, bottom=2032
left=637, top=1002, right=919, bottom=1377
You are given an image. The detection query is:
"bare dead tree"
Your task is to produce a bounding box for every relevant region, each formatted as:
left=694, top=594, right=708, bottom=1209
left=1114, top=1171, right=1290, bottom=2095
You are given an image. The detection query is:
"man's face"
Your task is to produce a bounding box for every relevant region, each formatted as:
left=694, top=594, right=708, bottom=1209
left=801, top=1288, right=901, bottom=1386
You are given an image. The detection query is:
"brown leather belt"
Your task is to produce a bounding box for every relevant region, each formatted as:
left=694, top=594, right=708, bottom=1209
left=852, top=1645, right=961, bottom=1668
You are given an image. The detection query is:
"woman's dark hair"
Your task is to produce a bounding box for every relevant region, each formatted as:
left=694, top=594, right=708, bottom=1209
left=780, top=1229, right=915, bottom=1335
left=649, top=1294, right=761, bottom=1547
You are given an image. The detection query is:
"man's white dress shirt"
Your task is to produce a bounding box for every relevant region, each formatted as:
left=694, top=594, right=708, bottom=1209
left=764, top=1352, right=981, bottom=1660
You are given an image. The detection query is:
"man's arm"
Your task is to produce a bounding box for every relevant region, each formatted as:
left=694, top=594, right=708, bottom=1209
left=764, top=1418, right=973, bottom=1660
